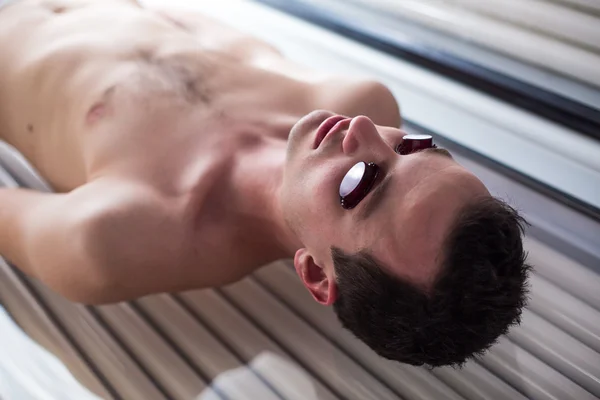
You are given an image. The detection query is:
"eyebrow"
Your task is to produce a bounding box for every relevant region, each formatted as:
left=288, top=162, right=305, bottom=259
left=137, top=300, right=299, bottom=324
left=422, top=147, right=454, bottom=159
left=355, top=173, right=392, bottom=221
left=354, top=147, right=453, bottom=221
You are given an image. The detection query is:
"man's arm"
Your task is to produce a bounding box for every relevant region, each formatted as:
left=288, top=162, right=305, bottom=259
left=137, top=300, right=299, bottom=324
left=0, top=181, right=191, bottom=304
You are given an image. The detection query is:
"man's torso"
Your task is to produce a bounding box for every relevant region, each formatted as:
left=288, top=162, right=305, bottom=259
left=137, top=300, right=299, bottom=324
left=0, top=0, right=400, bottom=286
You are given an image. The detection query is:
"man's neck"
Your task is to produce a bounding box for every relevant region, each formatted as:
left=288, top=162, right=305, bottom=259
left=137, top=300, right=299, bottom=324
left=226, top=135, right=302, bottom=265
left=194, top=72, right=318, bottom=267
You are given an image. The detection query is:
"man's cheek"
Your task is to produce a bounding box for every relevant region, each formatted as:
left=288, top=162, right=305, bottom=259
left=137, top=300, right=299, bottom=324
left=309, top=171, right=338, bottom=210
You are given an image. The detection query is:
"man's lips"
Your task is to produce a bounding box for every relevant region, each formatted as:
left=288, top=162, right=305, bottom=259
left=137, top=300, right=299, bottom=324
left=314, top=115, right=350, bottom=149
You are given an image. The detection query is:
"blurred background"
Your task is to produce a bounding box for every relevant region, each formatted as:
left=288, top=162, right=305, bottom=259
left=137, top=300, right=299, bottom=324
left=1, top=0, right=599, bottom=399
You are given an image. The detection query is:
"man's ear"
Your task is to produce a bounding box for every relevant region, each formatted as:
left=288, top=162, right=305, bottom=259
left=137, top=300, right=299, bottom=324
left=293, top=248, right=338, bottom=306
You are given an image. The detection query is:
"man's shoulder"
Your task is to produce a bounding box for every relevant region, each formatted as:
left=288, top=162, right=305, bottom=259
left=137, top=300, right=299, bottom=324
left=74, top=178, right=240, bottom=294
left=317, top=79, right=402, bottom=127
left=350, top=80, right=402, bottom=126
left=75, top=180, right=185, bottom=252
left=80, top=175, right=247, bottom=286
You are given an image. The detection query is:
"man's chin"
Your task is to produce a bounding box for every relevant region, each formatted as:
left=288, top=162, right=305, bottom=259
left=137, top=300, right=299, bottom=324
left=287, top=110, right=334, bottom=158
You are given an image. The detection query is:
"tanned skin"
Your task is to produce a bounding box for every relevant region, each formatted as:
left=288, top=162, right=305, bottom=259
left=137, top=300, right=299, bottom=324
left=0, top=0, right=402, bottom=303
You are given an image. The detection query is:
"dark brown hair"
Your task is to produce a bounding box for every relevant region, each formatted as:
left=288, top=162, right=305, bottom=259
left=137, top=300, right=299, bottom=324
left=332, top=197, right=531, bottom=367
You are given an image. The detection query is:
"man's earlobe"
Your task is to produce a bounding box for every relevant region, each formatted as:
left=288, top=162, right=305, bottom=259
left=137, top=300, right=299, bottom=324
left=293, top=249, right=337, bottom=306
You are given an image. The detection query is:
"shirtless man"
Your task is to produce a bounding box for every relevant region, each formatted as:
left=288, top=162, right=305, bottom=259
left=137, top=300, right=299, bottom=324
left=0, top=0, right=530, bottom=367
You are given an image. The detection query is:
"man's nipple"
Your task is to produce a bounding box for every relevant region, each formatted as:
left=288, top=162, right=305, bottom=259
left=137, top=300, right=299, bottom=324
left=86, top=103, right=107, bottom=125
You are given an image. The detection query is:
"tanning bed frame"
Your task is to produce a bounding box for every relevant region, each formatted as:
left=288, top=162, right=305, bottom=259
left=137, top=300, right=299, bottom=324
left=1, top=0, right=600, bottom=399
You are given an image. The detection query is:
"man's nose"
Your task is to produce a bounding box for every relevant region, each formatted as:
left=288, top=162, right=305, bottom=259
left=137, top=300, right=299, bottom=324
left=343, top=116, right=385, bottom=155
